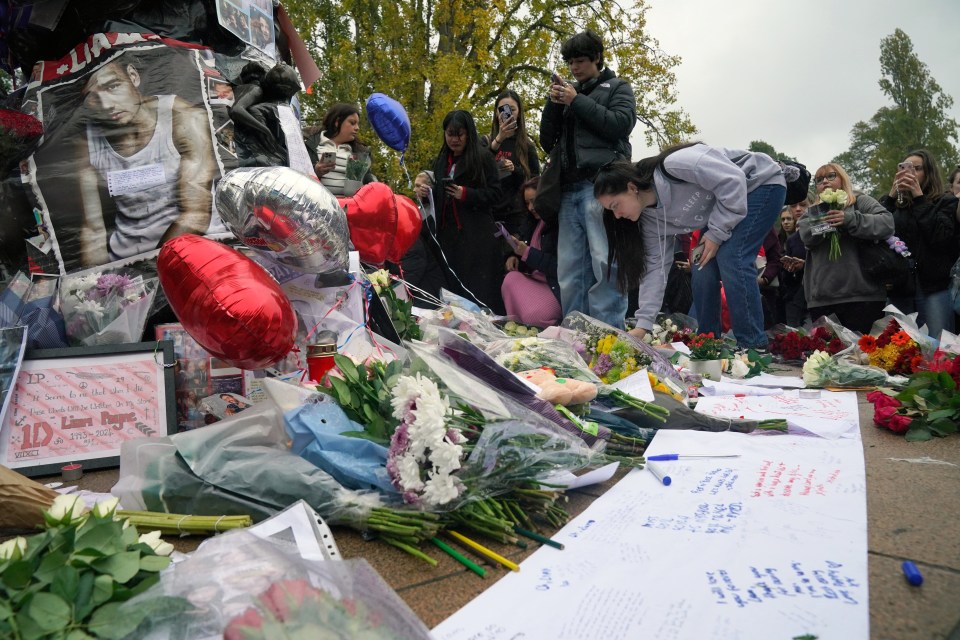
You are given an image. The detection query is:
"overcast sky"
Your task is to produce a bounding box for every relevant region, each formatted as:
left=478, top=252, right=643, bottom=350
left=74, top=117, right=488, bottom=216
left=629, top=0, right=960, bottom=172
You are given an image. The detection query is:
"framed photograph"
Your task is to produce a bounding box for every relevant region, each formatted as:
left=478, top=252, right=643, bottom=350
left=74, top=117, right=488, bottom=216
left=0, top=341, right=176, bottom=477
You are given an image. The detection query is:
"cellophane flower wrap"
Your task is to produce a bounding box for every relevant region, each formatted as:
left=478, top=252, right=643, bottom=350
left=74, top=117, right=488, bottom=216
left=560, top=312, right=692, bottom=390
left=768, top=315, right=855, bottom=361
left=641, top=313, right=697, bottom=347
left=113, top=530, right=432, bottom=640
left=485, top=335, right=601, bottom=383
left=58, top=269, right=158, bottom=346
left=802, top=348, right=907, bottom=389
left=416, top=303, right=507, bottom=344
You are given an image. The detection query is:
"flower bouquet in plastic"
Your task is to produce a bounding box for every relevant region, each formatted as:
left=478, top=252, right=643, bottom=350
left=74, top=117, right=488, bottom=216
left=641, top=312, right=697, bottom=347
left=112, top=529, right=432, bottom=639
left=802, top=348, right=907, bottom=389
left=59, top=269, right=158, bottom=346
left=485, top=335, right=601, bottom=383
left=416, top=303, right=507, bottom=344
left=768, top=315, right=856, bottom=362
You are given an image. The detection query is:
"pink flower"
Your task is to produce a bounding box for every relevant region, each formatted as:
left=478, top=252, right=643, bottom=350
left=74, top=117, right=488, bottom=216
left=223, top=607, right=264, bottom=640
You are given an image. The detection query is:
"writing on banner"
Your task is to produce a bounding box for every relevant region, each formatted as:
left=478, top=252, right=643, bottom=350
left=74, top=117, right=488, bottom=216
left=752, top=460, right=841, bottom=498
left=706, top=560, right=862, bottom=608
left=642, top=502, right=743, bottom=535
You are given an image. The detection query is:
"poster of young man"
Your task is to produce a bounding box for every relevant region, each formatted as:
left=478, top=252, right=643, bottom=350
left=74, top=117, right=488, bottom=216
left=216, top=0, right=277, bottom=60
left=20, top=33, right=234, bottom=274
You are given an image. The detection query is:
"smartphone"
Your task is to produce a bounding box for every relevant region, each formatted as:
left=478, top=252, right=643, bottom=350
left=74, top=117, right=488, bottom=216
left=897, top=161, right=914, bottom=172
left=551, top=71, right=565, bottom=86
left=321, top=151, right=337, bottom=164
left=494, top=222, right=521, bottom=251
left=691, top=243, right=704, bottom=264
left=441, top=177, right=455, bottom=189
left=497, top=104, right=513, bottom=121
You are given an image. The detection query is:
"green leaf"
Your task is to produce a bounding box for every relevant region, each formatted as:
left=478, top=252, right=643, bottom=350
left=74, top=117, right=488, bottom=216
left=3, top=560, right=35, bottom=590
left=74, top=570, right=95, bottom=622
left=66, top=630, right=96, bottom=640
left=926, top=409, right=955, bottom=421
left=87, top=602, right=133, bottom=639
left=27, top=592, right=71, bottom=632
left=76, top=522, right=126, bottom=556
left=329, top=376, right=352, bottom=406
left=335, top=355, right=359, bottom=383
left=36, top=550, right=68, bottom=584
left=92, top=551, right=141, bottom=584
left=904, top=427, right=933, bottom=442
left=0, top=600, right=12, bottom=620
left=929, top=419, right=958, bottom=436
left=92, top=575, right=114, bottom=606
left=51, top=565, right=81, bottom=603
left=138, top=555, right=170, bottom=573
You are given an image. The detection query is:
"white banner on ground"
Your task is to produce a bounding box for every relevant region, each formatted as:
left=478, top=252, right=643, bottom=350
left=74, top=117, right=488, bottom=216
left=434, top=428, right=868, bottom=640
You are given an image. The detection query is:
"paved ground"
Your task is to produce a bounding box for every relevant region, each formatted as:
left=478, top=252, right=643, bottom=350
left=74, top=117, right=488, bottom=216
left=4, top=389, right=959, bottom=639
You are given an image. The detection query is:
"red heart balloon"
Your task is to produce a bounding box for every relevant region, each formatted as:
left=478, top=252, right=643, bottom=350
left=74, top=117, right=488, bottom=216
left=338, top=183, right=421, bottom=264
left=157, top=235, right=298, bottom=370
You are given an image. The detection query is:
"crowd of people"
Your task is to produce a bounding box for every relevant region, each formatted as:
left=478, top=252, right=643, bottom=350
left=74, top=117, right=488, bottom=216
left=297, top=29, right=960, bottom=348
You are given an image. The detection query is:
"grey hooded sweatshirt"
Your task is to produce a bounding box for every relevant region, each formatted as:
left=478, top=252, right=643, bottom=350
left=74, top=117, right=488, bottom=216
left=632, top=145, right=786, bottom=330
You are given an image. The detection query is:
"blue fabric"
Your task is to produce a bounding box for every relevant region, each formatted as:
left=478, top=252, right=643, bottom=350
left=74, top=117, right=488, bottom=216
left=20, top=307, right=68, bottom=349
left=692, top=184, right=786, bottom=349
left=889, top=286, right=955, bottom=338
left=557, top=180, right=627, bottom=328
left=284, top=397, right=397, bottom=494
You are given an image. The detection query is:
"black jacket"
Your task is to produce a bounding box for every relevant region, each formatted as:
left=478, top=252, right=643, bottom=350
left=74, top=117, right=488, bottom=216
left=539, top=67, right=636, bottom=181
left=880, top=193, right=959, bottom=293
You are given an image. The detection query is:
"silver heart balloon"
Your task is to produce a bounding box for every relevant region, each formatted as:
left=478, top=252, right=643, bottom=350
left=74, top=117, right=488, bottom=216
left=216, top=167, right=349, bottom=275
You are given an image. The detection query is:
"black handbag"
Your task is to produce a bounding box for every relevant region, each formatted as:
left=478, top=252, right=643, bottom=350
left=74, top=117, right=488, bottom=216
left=858, top=238, right=914, bottom=290
left=534, top=146, right=563, bottom=224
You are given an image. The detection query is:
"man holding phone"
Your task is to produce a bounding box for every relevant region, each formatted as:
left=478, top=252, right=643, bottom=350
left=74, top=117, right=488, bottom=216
left=540, top=30, right=636, bottom=328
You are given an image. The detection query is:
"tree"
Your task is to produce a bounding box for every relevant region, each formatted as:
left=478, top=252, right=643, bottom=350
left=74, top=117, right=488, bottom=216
left=747, top=140, right=798, bottom=164
left=836, top=29, right=959, bottom=197
left=281, top=0, right=696, bottom=186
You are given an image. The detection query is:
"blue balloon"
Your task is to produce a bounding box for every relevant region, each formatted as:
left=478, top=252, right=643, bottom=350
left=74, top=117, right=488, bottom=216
left=366, top=93, right=410, bottom=153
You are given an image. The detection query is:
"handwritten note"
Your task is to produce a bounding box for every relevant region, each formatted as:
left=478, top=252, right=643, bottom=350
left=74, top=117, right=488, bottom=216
left=106, top=163, right=166, bottom=196
left=434, top=428, right=868, bottom=640
left=0, top=351, right=168, bottom=471
left=694, top=390, right=860, bottom=439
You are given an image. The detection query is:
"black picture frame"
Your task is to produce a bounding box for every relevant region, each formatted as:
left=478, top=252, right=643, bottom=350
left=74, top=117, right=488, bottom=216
left=0, top=340, right=177, bottom=477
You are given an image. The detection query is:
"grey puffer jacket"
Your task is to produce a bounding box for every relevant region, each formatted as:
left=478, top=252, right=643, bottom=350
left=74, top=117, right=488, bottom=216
left=797, top=194, right=894, bottom=308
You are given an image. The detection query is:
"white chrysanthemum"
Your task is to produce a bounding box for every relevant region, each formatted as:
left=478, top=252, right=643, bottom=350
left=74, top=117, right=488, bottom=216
left=76, top=299, right=105, bottom=319
left=421, top=473, right=461, bottom=506
left=390, top=374, right=425, bottom=419
left=430, top=440, right=464, bottom=475
left=66, top=273, right=101, bottom=295
left=395, top=455, right=425, bottom=491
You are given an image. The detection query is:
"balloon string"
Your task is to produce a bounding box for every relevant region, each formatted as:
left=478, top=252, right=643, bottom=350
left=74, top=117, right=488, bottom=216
left=303, top=278, right=358, bottom=344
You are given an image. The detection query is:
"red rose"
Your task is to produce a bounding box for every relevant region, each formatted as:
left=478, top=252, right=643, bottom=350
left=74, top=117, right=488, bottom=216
left=887, top=414, right=912, bottom=434
left=873, top=404, right=897, bottom=426
left=867, top=391, right=900, bottom=410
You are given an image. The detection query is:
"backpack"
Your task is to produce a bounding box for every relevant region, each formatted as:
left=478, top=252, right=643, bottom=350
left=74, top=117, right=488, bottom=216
left=659, top=146, right=811, bottom=205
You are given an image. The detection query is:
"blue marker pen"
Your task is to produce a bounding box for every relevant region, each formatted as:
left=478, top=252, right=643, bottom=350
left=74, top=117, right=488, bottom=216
left=647, top=461, right=671, bottom=486
left=902, top=561, right=923, bottom=586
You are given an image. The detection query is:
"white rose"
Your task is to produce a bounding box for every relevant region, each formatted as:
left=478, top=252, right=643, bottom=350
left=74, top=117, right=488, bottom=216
left=0, top=536, right=27, bottom=561
left=728, top=358, right=751, bottom=379
left=47, top=494, right=86, bottom=525
left=92, top=497, right=120, bottom=519
left=834, top=190, right=848, bottom=208
left=138, top=530, right=174, bottom=557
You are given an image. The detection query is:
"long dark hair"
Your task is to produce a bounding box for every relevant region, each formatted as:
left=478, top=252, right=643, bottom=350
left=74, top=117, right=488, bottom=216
left=593, top=142, right=701, bottom=292
left=437, top=110, right=487, bottom=186
left=321, top=102, right=367, bottom=153
left=903, top=149, right=944, bottom=203
left=490, top=90, right=535, bottom=180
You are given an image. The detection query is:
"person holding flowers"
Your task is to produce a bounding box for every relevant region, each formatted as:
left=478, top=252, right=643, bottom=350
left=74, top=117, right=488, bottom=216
left=877, top=150, right=959, bottom=338
left=593, top=142, right=786, bottom=351
left=797, top=163, right=893, bottom=334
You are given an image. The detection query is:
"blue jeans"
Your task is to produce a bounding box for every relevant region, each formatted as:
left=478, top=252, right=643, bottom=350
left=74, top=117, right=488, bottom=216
left=889, top=285, right=955, bottom=338
left=692, top=184, right=786, bottom=349
left=557, top=181, right=628, bottom=328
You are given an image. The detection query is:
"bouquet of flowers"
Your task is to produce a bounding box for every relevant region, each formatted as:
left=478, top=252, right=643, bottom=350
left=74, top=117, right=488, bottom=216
left=500, top=320, right=540, bottom=337
left=0, top=108, right=43, bottom=174
left=867, top=359, right=960, bottom=441
left=560, top=312, right=652, bottom=383
left=816, top=188, right=847, bottom=261
left=416, top=304, right=507, bottom=344
left=367, top=269, right=421, bottom=341
left=0, top=494, right=184, bottom=640
left=722, top=349, right=774, bottom=379
left=59, top=270, right=158, bottom=346
left=487, top=335, right=601, bottom=383
left=857, top=318, right=923, bottom=376
left=769, top=323, right=848, bottom=361
left=641, top=313, right=696, bottom=347
left=802, top=348, right=907, bottom=389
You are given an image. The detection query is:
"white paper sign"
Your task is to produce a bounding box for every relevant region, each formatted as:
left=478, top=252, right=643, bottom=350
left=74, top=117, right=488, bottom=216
left=434, top=429, right=868, bottom=640
left=106, top=163, right=166, bottom=196
left=277, top=104, right=318, bottom=178
left=609, top=368, right=654, bottom=402
left=694, top=390, right=860, bottom=439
